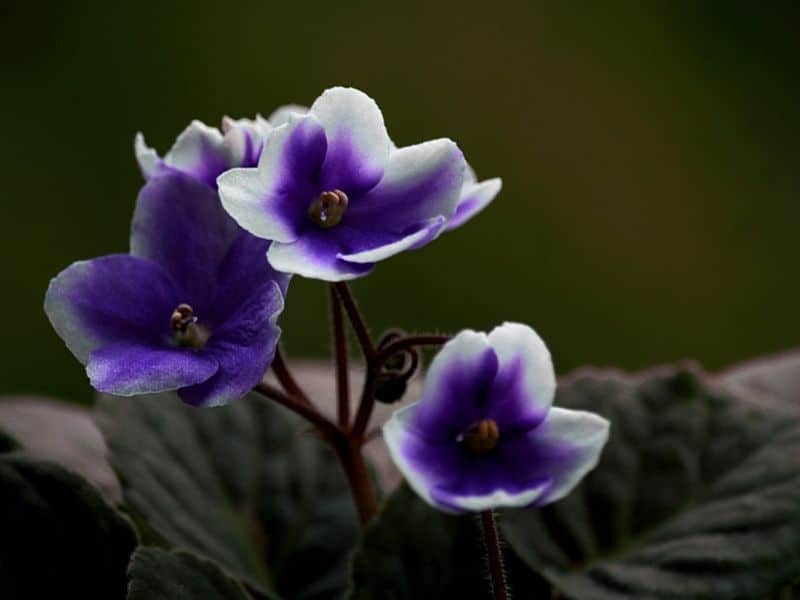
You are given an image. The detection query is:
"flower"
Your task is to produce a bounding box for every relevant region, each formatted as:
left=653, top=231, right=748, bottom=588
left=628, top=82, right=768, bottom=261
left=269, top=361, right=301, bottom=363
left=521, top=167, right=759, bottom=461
left=383, top=323, right=610, bottom=513
left=217, top=87, right=468, bottom=281
left=45, top=172, right=289, bottom=407
left=134, top=106, right=304, bottom=188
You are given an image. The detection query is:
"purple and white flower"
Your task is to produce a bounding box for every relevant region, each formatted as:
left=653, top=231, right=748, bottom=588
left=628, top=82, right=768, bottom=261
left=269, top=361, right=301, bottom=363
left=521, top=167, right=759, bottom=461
left=45, top=172, right=289, bottom=407
left=217, top=87, right=468, bottom=281
left=134, top=105, right=305, bottom=189
left=383, top=323, right=610, bottom=513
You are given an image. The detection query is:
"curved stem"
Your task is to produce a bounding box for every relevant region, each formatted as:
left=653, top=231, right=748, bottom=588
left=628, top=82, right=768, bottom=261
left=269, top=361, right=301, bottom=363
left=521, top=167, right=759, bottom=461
left=480, top=510, right=509, bottom=600
left=333, top=282, right=376, bottom=360
left=271, top=347, right=311, bottom=406
left=375, top=334, right=449, bottom=366
left=253, top=381, right=338, bottom=440
left=329, top=285, right=350, bottom=429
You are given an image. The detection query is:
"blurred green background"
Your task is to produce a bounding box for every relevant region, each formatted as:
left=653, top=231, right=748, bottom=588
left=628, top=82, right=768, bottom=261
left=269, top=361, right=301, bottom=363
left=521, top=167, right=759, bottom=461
left=1, top=2, right=798, bottom=404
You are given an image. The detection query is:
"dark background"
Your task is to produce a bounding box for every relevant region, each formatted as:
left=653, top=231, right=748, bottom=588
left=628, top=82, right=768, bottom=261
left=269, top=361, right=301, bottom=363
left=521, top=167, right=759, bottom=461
left=2, top=2, right=798, bottom=404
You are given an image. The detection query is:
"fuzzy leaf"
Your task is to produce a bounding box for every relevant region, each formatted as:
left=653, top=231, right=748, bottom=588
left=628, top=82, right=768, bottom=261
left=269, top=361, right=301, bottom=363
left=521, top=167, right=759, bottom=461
left=0, top=452, right=137, bottom=599
left=96, top=392, right=359, bottom=599
left=127, top=547, right=251, bottom=600
left=502, top=365, right=800, bottom=599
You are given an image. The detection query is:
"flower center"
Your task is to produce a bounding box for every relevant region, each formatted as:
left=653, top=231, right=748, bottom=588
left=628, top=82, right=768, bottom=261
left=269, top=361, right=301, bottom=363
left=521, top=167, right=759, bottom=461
left=308, top=189, right=348, bottom=228
left=462, top=419, right=500, bottom=454
left=169, top=303, right=209, bottom=349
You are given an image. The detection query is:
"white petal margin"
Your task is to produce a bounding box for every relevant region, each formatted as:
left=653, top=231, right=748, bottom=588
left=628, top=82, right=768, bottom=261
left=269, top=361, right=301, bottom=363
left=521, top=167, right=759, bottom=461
left=382, top=402, right=439, bottom=509
left=267, top=104, right=308, bottom=127
left=218, top=115, right=325, bottom=243
left=445, top=483, right=552, bottom=513
left=309, top=87, right=391, bottom=167
left=532, top=407, right=611, bottom=505
left=488, top=322, right=556, bottom=413
left=134, top=133, right=159, bottom=178
left=338, top=216, right=446, bottom=263
left=446, top=177, right=502, bottom=231
left=162, top=120, right=225, bottom=173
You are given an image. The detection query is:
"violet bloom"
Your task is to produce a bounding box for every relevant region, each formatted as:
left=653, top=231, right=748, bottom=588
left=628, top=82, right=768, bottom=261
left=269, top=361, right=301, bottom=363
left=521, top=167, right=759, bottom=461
left=45, top=172, right=289, bottom=407
left=383, top=323, right=610, bottom=513
left=134, top=107, right=303, bottom=188
left=445, top=165, right=502, bottom=231
left=217, top=87, right=468, bottom=281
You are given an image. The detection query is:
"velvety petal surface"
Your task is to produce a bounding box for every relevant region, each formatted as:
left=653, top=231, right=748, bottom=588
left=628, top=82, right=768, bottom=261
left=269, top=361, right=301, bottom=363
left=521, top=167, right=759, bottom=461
left=267, top=231, right=374, bottom=281
left=131, top=172, right=239, bottom=310
left=44, top=254, right=180, bottom=363
left=160, top=120, right=229, bottom=187
left=310, top=87, right=391, bottom=194
left=179, top=280, right=284, bottom=407
left=218, top=115, right=328, bottom=243
left=220, top=116, right=267, bottom=169
left=486, top=322, right=556, bottom=432
left=87, top=343, right=218, bottom=396
left=346, top=139, right=465, bottom=233
left=338, top=216, right=447, bottom=264
left=406, top=330, right=499, bottom=442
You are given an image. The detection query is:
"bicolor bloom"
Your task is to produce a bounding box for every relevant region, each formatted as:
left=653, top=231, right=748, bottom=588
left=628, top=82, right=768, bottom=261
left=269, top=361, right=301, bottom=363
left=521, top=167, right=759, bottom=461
left=134, top=106, right=303, bottom=189
left=217, top=87, right=468, bottom=281
left=241, top=102, right=502, bottom=233
left=383, top=323, right=610, bottom=513
left=45, top=172, right=289, bottom=407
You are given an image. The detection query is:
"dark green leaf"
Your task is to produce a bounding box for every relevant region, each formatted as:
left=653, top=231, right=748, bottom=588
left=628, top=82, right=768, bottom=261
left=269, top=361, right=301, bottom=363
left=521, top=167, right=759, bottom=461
left=502, top=366, right=800, bottom=599
left=0, top=395, right=120, bottom=500
left=96, top=392, right=359, bottom=599
left=0, top=452, right=137, bottom=599
left=348, top=484, right=549, bottom=599
left=127, top=547, right=252, bottom=600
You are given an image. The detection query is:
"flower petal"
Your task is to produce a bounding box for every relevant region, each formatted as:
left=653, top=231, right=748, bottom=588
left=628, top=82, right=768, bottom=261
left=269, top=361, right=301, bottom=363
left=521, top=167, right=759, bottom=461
left=131, top=172, right=239, bottom=309
left=44, top=254, right=179, bottom=363
left=266, top=104, right=308, bottom=127
left=160, top=120, right=229, bottom=187
left=218, top=115, right=327, bottom=243
left=134, top=132, right=159, bottom=178
left=446, top=177, right=502, bottom=231
left=267, top=231, right=374, bottom=281
left=87, top=343, right=218, bottom=396
left=208, top=230, right=290, bottom=325
left=523, top=407, right=610, bottom=506
left=384, top=404, right=551, bottom=513
left=407, top=330, right=498, bottom=442
left=310, top=87, right=391, bottom=194
left=346, top=139, right=465, bottom=233
left=220, top=116, right=268, bottom=169
left=337, top=216, right=446, bottom=264
left=485, top=322, right=556, bottom=432
left=179, top=281, right=284, bottom=407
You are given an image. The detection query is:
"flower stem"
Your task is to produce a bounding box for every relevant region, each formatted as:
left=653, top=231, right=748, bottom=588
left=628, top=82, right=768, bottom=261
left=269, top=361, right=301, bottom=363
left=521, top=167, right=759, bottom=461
left=333, top=282, right=376, bottom=360
left=271, top=347, right=311, bottom=406
left=331, top=436, right=378, bottom=524
left=253, top=381, right=338, bottom=440
left=329, top=285, right=350, bottom=429
left=480, top=510, right=510, bottom=600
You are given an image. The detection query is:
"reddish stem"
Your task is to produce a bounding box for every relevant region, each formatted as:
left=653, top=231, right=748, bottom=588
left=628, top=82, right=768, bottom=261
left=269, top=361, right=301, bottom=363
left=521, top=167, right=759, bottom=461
left=329, top=285, right=351, bottom=429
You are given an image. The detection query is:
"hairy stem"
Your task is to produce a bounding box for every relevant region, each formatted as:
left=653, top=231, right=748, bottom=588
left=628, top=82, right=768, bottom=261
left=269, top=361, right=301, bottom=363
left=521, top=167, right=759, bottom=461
left=480, top=510, right=510, bottom=600
left=333, top=282, right=376, bottom=360
left=272, top=347, right=311, bottom=406
left=330, top=285, right=351, bottom=429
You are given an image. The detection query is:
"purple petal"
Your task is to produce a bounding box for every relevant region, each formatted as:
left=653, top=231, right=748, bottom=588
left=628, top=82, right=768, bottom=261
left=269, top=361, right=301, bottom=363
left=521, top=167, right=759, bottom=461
left=45, top=254, right=180, bottom=363
left=131, top=172, right=239, bottom=310
left=346, top=139, right=465, bottom=233
left=407, top=330, right=499, bottom=442
left=179, top=281, right=284, bottom=407
left=310, top=87, right=390, bottom=195
left=218, top=115, right=328, bottom=244
left=337, top=216, right=446, bottom=263
left=87, top=343, right=218, bottom=396
left=207, top=230, right=290, bottom=325
left=446, top=177, right=502, bottom=231
left=267, top=229, right=375, bottom=281
left=485, top=323, right=556, bottom=433
left=157, top=121, right=229, bottom=187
